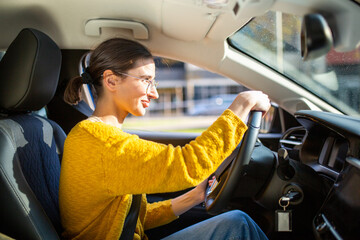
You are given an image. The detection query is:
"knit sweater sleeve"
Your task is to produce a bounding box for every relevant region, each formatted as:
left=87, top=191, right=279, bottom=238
left=143, top=199, right=178, bottom=230
left=78, top=109, right=247, bottom=195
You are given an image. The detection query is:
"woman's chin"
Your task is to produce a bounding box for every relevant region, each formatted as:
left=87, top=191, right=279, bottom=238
left=131, top=108, right=146, bottom=117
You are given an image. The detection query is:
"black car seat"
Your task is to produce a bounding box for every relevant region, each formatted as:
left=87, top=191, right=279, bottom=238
left=0, top=28, right=63, bottom=239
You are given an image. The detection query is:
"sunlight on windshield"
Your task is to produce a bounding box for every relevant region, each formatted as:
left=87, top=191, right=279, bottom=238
left=228, top=11, right=360, bottom=116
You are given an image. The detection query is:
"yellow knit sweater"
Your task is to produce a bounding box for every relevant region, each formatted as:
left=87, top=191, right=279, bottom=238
left=59, top=109, right=247, bottom=240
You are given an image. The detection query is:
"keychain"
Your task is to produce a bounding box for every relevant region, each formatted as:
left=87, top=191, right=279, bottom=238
left=275, top=196, right=292, bottom=232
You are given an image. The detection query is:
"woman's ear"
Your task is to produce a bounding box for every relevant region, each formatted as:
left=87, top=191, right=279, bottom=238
left=102, top=69, right=117, bottom=92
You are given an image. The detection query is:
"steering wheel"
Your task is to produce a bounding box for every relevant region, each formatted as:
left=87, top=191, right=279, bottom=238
left=205, top=111, right=263, bottom=215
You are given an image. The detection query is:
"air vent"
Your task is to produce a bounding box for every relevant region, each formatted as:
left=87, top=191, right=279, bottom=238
left=280, top=126, right=307, bottom=150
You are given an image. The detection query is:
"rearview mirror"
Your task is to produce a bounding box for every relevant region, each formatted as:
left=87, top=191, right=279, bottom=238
left=301, top=13, right=333, bottom=61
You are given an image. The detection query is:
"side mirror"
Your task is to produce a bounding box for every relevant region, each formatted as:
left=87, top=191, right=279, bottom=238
left=301, top=13, right=333, bottom=61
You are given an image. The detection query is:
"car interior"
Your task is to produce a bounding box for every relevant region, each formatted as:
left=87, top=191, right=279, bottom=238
left=0, top=0, right=359, bottom=240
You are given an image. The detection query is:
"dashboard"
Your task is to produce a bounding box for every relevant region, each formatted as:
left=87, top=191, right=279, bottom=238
left=282, top=110, right=360, bottom=178
left=293, top=110, right=360, bottom=239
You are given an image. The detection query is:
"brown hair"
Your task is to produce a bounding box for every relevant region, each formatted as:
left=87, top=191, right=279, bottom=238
left=63, top=38, right=153, bottom=105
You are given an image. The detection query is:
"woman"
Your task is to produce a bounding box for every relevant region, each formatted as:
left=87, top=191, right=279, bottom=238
left=59, top=38, right=270, bottom=240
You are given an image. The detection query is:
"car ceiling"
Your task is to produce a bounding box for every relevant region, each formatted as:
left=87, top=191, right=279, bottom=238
left=0, top=0, right=359, bottom=116
left=3, top=0, right=357, bottom=52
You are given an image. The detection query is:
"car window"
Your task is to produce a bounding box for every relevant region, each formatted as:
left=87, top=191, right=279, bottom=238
left=79, top=52, right=96, bottom=110
left=80, top=55, right=247, bottom=132
left=228, top=10, right=360, bottom=117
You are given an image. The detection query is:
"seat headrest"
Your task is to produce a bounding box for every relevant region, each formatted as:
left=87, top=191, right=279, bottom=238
left=0, top=28, right=61, bottom=112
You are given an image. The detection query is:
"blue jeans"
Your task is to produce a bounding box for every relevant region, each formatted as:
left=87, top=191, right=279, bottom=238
left=161, top=210, right=268, bottom=240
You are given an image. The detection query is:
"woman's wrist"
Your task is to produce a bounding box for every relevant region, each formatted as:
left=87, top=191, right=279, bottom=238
left=189, top=187, right=205, bottom=205
left=171, top=188, right=203, bottom=216
left=228, top=100, right=253, bottom=122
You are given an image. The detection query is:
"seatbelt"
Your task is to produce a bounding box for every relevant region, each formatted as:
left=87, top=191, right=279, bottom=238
left=119, top=194, right=142, bottom=240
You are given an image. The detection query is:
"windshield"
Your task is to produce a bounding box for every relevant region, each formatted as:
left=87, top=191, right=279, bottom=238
left=228, top=11, right=360, bottom=116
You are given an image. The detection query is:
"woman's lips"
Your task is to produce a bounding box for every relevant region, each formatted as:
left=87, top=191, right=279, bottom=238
left=141, top=100, right=150, bottom=108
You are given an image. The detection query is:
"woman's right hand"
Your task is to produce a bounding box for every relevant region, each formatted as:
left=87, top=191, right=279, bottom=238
left=228, top=91, right=271, bottom=122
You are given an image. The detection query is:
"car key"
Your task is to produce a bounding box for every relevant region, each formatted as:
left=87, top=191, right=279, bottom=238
left=275, top=196, right=292, bottom=232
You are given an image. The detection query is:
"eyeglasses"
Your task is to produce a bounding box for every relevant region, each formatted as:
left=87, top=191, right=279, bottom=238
left=116, top=71, right=159, bottom=94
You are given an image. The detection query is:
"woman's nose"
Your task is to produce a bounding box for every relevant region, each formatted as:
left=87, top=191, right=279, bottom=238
left=147, top=86, right=159, bottom=99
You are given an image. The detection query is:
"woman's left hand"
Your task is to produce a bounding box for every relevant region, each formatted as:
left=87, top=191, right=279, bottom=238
left=192, top=175, right=215, bottom=204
